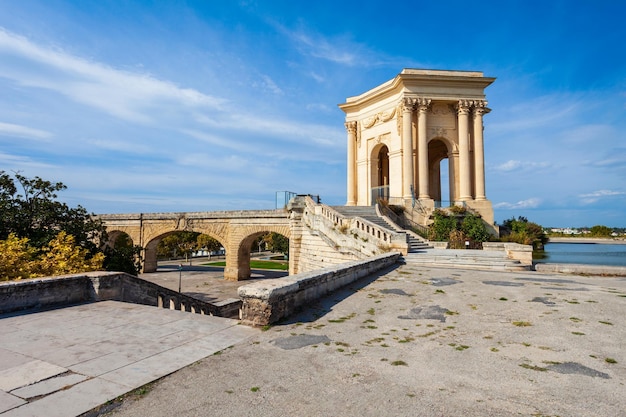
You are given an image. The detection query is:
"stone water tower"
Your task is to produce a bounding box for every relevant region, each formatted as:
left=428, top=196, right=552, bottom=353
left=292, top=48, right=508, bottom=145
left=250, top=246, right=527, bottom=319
left=339, top=69, right=496, bottom=228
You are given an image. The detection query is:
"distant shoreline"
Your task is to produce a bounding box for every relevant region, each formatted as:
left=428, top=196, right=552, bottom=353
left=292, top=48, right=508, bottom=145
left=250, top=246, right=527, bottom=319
left=547, top=237, right=626, bottom=245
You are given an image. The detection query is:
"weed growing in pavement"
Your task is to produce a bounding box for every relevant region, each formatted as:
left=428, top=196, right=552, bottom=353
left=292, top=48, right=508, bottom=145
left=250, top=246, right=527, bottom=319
left=499, top=297, right=508, bottom=301
left=605, top=358, right=617, bottom=364
left=599, top=321, right=613, bottom=325
left=250, top=387, right=260, bottom=392
left=569, top=317, right=582, bottom=322
left=571, top=331, right=585, bottom=336
left=391, top=360, right=408, bottom=366
left=519, top=363, right=548, bottom=372
left=328, top=313, right=356, bottom=323
left=512, top=321, right=532, bottom=327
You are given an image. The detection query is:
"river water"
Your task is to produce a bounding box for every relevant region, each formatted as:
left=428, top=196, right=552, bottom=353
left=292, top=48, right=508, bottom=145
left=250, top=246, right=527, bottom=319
left=536, top=242, right=626, bottom=267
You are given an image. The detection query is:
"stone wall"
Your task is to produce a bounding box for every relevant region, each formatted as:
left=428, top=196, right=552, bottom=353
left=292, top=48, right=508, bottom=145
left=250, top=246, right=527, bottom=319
left=534, top=263, right=626, bottom=276
left=483, top=242, right=533, bottom=266
left=238, top=252, right=401, bottom=327
left=0, top=272, right=240, bottom=318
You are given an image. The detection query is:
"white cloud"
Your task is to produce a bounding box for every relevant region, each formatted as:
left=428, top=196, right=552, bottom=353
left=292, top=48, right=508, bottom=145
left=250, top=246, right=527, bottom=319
left=493, top=198, right=541, bottom=210
left=579, top=189, right=626, bottom=204
left=493, top=160, right=550, bottom=172
left=0, top=121, right=52, bottom=140
left=0, top=28, right=226, bottom=124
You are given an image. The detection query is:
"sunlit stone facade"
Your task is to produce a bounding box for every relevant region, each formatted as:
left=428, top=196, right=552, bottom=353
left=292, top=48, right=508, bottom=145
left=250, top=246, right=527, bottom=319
left=339, top=69, right=496, bottom=226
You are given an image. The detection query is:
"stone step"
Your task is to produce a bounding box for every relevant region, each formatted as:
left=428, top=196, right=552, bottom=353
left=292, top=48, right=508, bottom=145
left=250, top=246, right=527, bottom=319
left=403, top=249, right=529, bottom=271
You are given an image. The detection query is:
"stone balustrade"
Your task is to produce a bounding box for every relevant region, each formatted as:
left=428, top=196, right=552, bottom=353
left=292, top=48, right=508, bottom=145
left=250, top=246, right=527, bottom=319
left=0, top=272, right=240, bottom=318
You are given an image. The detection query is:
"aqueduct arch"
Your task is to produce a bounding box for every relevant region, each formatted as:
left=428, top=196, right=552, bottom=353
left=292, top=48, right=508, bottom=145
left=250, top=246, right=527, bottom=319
left=99, top=211, right=291, bottom=281
left=340, top=68, right=495, bottom=226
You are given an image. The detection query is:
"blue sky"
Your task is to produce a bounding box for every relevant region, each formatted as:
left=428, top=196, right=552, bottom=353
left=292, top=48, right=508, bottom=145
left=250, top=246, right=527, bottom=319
left=0, top=0, right=624, bottom=227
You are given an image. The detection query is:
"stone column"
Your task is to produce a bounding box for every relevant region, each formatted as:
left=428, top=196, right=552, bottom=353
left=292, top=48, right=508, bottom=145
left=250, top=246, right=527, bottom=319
left=472, top=101, right=487, bottom=200
left=401, top=97, right=415, bottom=200
left=457, top=100, right=471, bottom=201
left=345, top=121, right=358, bottom=206
left=416, top=98, right=431, bottom=199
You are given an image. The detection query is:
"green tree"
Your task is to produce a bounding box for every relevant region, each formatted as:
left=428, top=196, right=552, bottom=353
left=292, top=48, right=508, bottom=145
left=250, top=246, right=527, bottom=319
left=263, top=232, right=289, bottom=256
left=157, top=232, right=200, bottom=261
left=461, top=214, right=491, bottom=243
left=428, top=210, right=458, bottom=241
left=500, top=217, right=547, bottom=250
left=103, top=234, right=143, bottom=276
left=589, top=225, right=612, bottom=237
left=0, top=171, right=105, bottom=256
left=197, top=234, right=222, bottom=253
left=0, top=171, right=138, bottom=276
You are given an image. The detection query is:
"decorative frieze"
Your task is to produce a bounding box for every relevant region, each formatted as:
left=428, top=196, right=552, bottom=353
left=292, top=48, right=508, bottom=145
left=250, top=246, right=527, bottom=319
left=361, top=107, right=396, bottom=129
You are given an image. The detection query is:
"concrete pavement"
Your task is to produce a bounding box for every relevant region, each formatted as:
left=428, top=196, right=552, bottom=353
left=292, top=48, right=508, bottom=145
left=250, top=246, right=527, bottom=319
left=105, top=261, right=626, bottom=417
left=0, top=301, right=258, bottom=417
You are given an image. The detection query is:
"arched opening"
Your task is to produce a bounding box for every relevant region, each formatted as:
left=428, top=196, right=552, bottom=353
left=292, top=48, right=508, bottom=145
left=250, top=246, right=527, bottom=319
left=371, top=144, right=390, bottom=203
left=236, top=231, right=289, bottom=280
left=103, top=231, right=142, bottom=275
left=428, top=138, right=453, bottom=207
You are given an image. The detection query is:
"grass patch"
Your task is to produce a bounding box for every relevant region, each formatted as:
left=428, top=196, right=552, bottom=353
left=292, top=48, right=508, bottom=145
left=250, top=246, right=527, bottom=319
left=367, top=308, right=376, bottom=315
left=490, top=347, right=499, bottom=352
left=512, top=321, right=532, bottom=327
left=261, top=325, right=271, bottom=331
left=571, top=331, right=585, bottom=336
left=599, top=320, right=613, bottom=325
left=455, top=345, right=470, bottom=351
left=435, top=289, right=445, bottom=294
left=391, top=360, right=408, bottom=366
left=250, top=387, right=260, bottom=392
left=398, top=337, right=415, bottom=343
left=605, top=358, right=617, bottom=364
left=519, top=363, right=548, bottom=372
left=569, top=317, right=582, bottom=322
left=499, top=297, right=508, bottom=301
left=328, top=313, right=356, bottom=323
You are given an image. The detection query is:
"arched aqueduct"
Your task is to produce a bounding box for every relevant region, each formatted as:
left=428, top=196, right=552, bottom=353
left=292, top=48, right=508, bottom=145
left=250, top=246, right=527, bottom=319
left=98, top=196, right=409, bottom=281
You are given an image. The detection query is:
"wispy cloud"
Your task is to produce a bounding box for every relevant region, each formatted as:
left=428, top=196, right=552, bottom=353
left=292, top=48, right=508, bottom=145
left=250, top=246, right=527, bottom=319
left=579, top=190, right=626, bottom=204
left=494, top=198, right=541, bottom=209
left=0, top=28, right=226, bottom=124
left=493, top=160, right=551, bottom=172
left=0, top=121, right=52, bottom=140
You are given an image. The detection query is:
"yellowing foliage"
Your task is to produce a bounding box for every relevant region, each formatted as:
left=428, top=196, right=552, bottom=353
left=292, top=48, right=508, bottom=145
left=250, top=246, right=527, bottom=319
left=0, top=232, right=104, bottom=281
left=0, top=233, right=38, bottom=280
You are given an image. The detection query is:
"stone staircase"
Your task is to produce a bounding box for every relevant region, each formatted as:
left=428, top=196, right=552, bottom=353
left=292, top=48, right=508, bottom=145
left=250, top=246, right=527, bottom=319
left=403, top=248, right=530, bottom=271
left=331, top=206, right=431, bottom=253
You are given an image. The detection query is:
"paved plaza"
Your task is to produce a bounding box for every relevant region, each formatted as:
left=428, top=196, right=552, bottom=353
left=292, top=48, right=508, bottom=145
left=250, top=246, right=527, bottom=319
left=0, top=301, right=257, bottom=417
left=1, top=259, right=625, bottom=416
left=107, top=261, right=626, bottom=417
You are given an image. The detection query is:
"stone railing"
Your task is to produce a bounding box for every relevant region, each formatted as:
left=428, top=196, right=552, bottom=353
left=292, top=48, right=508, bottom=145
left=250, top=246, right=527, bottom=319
left=0, top=272, right=240, bottom=318
left=238, top=252, right=401, bottom=326
left=306, top=197, right=407, bottom=254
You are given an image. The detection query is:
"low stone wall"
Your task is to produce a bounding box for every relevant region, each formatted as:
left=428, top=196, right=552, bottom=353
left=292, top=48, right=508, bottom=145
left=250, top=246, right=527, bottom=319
left=238, top=252, right=401, bottom=327
left=534, top=263, right=626, bottom=276
left=483, top=242, right=533, bottom=266
left=0, top=272, right=241, bottom=318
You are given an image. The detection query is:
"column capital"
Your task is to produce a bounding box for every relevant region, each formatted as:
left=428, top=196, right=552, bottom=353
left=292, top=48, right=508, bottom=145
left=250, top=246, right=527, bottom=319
left=471, top=100, right=488, bottom=116
left=416, top=97, right=432, bottom=113
left=344, top=121, right=358, bottom=134
left=456, top=99, right=472, bottom=115
left=401, top=97, right=416, bottom=112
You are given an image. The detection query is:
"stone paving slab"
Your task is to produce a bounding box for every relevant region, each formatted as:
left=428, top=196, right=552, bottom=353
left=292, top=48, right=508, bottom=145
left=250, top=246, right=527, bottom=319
left=0, top=360, right=67, bottom=392
left=10, top=373, right=89, bottom=400
left=0, top=301, right=258, bottom=417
